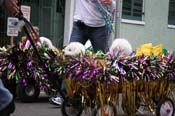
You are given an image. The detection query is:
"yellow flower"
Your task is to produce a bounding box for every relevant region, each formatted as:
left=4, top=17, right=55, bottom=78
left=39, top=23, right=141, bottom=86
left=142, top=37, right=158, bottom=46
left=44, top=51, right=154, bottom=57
left=136, top=43, right=152, bottom=56
left=152, top=44, right=163, bottom=56
left=136, top=43, right=163, bottom=56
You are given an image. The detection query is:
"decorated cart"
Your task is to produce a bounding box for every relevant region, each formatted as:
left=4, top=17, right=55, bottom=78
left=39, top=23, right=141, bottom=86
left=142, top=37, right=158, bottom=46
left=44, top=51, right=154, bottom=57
left=0, top=16, right=63, bottom=102
left=0, top=10, right=175, bottom=116
left=58, top=44, right=175, bottom=116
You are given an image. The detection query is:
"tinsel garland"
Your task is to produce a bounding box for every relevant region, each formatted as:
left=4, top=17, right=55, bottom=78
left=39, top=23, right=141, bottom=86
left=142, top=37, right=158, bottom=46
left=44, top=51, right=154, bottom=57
left=58, top=49, right=175, bottom=115
left=1, top=43, right=175, bottom=115
left=0, top=45, right=62, bottom=91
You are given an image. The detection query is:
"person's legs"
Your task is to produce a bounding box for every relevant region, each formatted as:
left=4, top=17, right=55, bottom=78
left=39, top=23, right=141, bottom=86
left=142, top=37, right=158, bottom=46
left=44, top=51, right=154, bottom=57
left=50, top=78, right=65, bottom=106
left=89, top=25, right=109, bottom=53
left=51, top=22, right=92, bottom=105
left=50, top=92, right=63, bottom=106
left=69, top=22, right=88, bottom=44
left=50, top=22, right=89, bottom=106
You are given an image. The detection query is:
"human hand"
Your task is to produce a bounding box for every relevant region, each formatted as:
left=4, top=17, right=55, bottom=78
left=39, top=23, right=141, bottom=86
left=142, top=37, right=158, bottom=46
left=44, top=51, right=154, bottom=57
left=101, top=0, right=112, bottom=5
left=3, top=0, right=19, bottom=16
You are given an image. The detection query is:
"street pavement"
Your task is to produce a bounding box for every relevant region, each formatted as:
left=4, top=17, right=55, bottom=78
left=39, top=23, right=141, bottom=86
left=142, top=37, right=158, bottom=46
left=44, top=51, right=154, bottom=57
left=11, top=93, right=61, bottom=116
left=11, top=93, right=156, bottom=116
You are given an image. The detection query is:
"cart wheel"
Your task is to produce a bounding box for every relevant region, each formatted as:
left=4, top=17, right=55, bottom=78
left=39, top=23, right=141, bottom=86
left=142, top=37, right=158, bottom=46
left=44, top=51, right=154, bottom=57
left=61, top=98, right=83, bottom=116
left=93, top=104, right=116, bottom=116
left=16, top=84, right=21, bottom=98
left=16, top=84, right=40, bottom=102
left=156, top=97, right=174, bottom=116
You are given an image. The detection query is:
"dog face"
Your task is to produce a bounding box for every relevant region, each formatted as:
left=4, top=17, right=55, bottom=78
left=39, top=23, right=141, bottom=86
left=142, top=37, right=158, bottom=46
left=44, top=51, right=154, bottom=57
left=63, top=42, right=85, bottom=56
left=109, top=38, right=132, bottom=57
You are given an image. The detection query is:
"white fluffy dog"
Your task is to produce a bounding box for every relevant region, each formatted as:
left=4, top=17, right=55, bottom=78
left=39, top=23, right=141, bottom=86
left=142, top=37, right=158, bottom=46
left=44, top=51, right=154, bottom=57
left=63, top=42, right=86, bottom=56
left=38, top=37, right=55, bottom=49
left=109, top=38, right=132, bottom=57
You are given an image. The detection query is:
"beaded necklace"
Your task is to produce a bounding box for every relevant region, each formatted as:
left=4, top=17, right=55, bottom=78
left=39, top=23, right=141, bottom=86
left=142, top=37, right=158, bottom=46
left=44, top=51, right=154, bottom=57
left=95, top=0, right=115, bottom=33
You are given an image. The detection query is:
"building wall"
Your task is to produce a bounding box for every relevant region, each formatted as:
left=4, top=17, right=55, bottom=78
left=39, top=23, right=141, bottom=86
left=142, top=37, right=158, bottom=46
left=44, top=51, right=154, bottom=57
left=37, top=0, right=64, bottom=48
left=0, top=0, right=64, bottom=48
left=119, top=0, right=175, bottom=50
left=63, top=0, right=74, bottom=46
left=50, top=0, right=65, bottom=48
left=64, top=0, right=175, bottom=50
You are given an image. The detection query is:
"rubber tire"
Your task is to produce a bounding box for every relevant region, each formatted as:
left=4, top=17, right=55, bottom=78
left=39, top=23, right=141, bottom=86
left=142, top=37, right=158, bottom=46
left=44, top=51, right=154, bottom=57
left=61, top=97, right=83, bottom=116
left=156, top=97, right=174, bottom=116
left=16, top=84, right=21, bottom=98
left=16, top=84, right=40, bottom=102
left=93, top=104, right=116, bottom=116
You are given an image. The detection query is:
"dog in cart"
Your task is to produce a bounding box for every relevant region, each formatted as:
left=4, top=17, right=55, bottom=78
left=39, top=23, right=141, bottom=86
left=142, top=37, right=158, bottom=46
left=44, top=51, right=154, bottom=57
left=57, top=38, right=174, bottom=116
left=58, top=38, right=133, bottom=116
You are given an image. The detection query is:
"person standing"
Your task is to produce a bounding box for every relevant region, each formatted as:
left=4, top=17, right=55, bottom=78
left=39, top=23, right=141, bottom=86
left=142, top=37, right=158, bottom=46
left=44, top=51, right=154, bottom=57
left=0, top=0, right=19, bottom=115
left=70, top=0, right=116, bottom=53
left=50, top=0, right=116, bottom=106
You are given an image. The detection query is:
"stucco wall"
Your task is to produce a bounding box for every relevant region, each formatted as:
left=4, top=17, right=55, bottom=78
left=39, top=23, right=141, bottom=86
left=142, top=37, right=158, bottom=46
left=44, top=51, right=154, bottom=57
left=119, top=0, right=175, bottom=51
left=63, top=0, right=74, bottom=46
left=64, top=0, right=175, bottom=51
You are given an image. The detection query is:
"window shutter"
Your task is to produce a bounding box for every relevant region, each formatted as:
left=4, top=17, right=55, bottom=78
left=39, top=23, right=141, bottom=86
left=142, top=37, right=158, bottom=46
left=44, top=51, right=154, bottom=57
left=168, top=0, right=175, bottom=25
left=133, top=0, right=143, bottom=17
left=122, top=0, right=143, bottom=21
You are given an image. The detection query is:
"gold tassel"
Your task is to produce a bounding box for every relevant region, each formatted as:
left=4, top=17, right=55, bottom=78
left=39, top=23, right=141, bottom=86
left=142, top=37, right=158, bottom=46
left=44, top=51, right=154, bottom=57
left=122, top=81, right=136, bottom=116
left=65, top=78, right=73, bottom=97
left=97, top=82, right=105, bottom=116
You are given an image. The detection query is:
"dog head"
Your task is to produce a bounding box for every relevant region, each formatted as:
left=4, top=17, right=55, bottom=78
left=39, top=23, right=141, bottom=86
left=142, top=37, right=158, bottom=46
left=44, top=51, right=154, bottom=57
left=63, top=42, right=85, bottom=56
left=109, top=38, right=132, bottom=57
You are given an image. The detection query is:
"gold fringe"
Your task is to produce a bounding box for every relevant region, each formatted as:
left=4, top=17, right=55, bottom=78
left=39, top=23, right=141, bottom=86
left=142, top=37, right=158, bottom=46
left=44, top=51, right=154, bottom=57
left=64, top=77, right=171, bottom=116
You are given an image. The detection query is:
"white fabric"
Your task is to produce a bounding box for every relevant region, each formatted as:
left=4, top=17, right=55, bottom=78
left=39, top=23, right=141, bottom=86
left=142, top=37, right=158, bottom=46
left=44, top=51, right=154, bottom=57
left=74, top=0, right=115, bottom=27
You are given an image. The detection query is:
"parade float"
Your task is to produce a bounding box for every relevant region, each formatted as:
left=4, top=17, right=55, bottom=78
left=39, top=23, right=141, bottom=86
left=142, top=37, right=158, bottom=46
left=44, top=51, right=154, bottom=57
left=58, top=43, right=175, bottom=116
left=1, top=36, right=175, bottom=116
left=0, top=44, right=62, bottom=102
left=0, top=11, right=175, bottom=116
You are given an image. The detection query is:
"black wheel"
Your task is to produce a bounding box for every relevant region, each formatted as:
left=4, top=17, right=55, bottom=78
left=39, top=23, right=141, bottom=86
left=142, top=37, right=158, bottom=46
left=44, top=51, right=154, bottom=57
left=61, top=97, right=83, bottom=116
left=16, top=84, right=21, bottom=98
left=156, top=97, right=174, bottom=116
left=93, top=104, right=116, bottom=116
left=16, top=84, right=40, bottom=102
